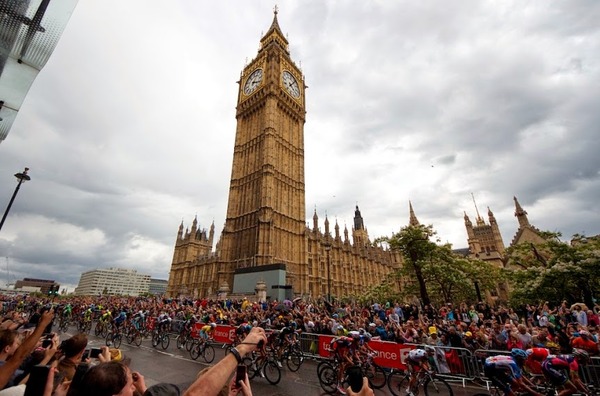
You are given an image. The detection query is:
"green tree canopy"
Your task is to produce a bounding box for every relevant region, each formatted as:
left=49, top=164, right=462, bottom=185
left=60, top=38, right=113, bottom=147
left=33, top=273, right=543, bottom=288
left=376, top=224, right=505, bottom=306
left=506, top=233, right=600, bottom=307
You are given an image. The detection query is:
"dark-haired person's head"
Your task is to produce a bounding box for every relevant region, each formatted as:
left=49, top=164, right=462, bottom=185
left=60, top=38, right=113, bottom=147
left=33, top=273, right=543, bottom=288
left=61, top=333, right=88, bottom=359
left=0, top=329, right=20, bottom=359
left=77, top=361, right=135, bottom=396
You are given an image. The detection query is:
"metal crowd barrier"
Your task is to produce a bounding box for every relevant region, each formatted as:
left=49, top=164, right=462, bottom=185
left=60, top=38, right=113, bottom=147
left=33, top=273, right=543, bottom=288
left=295, top=333, right=600, bottom=389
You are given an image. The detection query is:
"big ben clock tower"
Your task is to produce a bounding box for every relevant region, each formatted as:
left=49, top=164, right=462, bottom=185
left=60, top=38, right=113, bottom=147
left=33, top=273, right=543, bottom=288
left=218, top=8, right=308, bottom=293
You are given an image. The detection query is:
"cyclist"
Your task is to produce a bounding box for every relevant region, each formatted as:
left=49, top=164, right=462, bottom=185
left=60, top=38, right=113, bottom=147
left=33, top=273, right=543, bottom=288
left=330, top=335, right=353, bottom=395
left=199, top=322, right=217, bottom=341
left=234, top=323, right=250, bottom=345
left=157, top=312, right=172, bottom=333
left=276, top=322, right=297, bottom=366
left=405, top=348, right=434, bottom=396
left=62, top=303, right=72, bottom=320
left=483, top=349, right=542, bottom=396
left=132, top=310, right=146, bottom=331
left=524, top=347, right=550, bottom=380
left=113, top=310, right=128, bottom=332
left=541, top=348, right=591, bottom=396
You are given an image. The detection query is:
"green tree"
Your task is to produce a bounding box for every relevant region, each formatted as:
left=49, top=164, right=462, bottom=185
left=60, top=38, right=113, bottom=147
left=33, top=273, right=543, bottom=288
left=378, top=224, right=437, bottom=305
left=378, top=224, right=505, bottom=306
left=506, top=233, right=600, bottom=307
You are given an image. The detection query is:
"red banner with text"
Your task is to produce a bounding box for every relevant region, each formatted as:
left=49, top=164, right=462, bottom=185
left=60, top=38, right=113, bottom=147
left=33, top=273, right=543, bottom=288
left=317, top=334, right=414, bottom=370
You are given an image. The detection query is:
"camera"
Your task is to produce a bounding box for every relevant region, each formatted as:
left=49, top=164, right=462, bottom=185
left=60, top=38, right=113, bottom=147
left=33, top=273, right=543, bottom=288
left=41, top=333, right=54, bottom=348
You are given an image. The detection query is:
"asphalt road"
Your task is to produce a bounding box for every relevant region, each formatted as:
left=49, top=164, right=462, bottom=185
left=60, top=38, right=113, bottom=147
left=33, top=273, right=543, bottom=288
left=63, top=326, right=486, bottom=396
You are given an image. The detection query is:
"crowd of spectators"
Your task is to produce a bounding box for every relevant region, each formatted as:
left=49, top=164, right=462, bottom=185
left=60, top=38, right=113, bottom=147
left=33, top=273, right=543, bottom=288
left=0, top=292, right=597, bottom=395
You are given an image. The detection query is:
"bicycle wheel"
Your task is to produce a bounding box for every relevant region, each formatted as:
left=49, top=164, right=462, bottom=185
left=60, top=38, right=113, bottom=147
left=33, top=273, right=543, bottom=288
left=161, top=334, right=170, bottom=350
left=263, top=360, right=281, bottom=385
left=317, top=362, right=338, bottom=394
left=113, top=334, right=122, bottom=349
left=94, top=322, right=102, bottom=336
left=245, top=357, right=258, bottom=379
left=102, top=323, right=110, bottom=338
left=189, top=341, right=201, bottom=360
left=387, top=371, right=409, bottom=396
left=176, top=335, right=185, bottom=349
left=286, top=351, right=303, bottom=372
left=126, top=331, right=134, bottom=345
left=365, top=364, right=387, bottom=390
left=202, top=344, right=215, bottom=363
left=317, top=360, right=333, bottom=376
left=424, top=378, right=453, bottom=396
left=186, top=337, right=195, bottom=352
left=152, top=332, right=160, bottom=348
left=105, top=332, right=113, bottom=347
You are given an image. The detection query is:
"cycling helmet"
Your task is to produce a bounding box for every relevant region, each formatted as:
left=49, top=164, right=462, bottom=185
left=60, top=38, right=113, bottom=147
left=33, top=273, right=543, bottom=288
left=572, top=348, right=590, bottom=363
left=413, top=349, right=427, bottom=359
left=209, top=323, right=217, bottom=328
left=349, top=331, right=360, bottom=339
left=358, top=328, right=365, bottom=335
left=290, top=322, right=297, bottom=328
left=511, top=348, right=527, bottom=360
left=245, top=324, right=252, bottom=332
left=362, top=333, right=372, bottom=342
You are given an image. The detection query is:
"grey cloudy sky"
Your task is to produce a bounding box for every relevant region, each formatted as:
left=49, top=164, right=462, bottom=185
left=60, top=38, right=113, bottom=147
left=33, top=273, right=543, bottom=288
left=1, top=1, right=599, bottom=291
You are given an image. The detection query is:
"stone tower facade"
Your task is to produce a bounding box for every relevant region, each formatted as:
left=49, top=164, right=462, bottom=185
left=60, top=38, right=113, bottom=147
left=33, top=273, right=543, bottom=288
left=218, top=9, right=307, bottom=287
left=166, top=11, right=401, bottom=299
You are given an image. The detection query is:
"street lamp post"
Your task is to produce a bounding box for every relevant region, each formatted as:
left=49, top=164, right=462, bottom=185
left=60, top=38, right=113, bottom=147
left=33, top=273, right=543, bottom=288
left=0, top=168, right=30, bottom=232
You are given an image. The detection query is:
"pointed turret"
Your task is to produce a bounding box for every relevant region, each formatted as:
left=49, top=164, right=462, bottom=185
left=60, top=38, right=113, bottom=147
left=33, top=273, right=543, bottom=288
left=312, top=208, right=319, bottom=232
left=191, top=215, right=198, bottom=233
left=334, top=219, right=340, bottom=240
left=487, top=207, right=497, bottom=224
left=514, top=196, right=530, bottom=228
left=409, top=201, right=420, bottom=226
left=259, top=6, right=289, bottom=54
left=488, top=207, right=505, bottom=255
left=353, top=205, right=364, bottom=231
left=344, top=224, right=349, bottom=243
left=464, top=211, right=475, bottom=239
left=209, top=221, right=215, bottom=246
left=177, top=221, right=184, bottom=239
left=324, top=215, right=330, bottom=236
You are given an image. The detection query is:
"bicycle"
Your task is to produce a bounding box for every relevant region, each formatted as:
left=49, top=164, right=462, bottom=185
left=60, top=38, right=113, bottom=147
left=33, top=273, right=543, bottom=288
left=244, top=351, right=281, bottom=385
left=176, top=327, right=191, bottom=350
left=279, top=339, right=305, bottom=372
left=58, top=316, right=69, bottom=333
left=387, top=368, right=453, bottom=396
left=151, top=328, right=170, bottom=350
left=317, top=358, right=342, bottom=394
left=106, top=326, right=123, bottom=349
left=125, top=323, right=143, bottom=347
left=189, top=338, right=215, bottom=363
left=359, top=354, right=387, bottom=390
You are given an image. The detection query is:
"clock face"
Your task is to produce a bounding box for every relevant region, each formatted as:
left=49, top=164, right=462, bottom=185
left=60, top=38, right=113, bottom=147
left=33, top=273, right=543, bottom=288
left=243, top=69, right=263, bottom=95
left=282, top=70, right=301, bottom=98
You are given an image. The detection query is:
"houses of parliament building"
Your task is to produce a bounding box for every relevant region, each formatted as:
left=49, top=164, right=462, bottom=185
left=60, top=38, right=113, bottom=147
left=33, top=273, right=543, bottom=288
left=166, top=11, right=544, bottom=300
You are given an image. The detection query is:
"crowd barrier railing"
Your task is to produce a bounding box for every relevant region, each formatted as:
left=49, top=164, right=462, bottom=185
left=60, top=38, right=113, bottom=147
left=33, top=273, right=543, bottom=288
left=295, top=333, right=600, bottom=389
left=179, top=327, right=599, bottom=390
